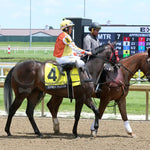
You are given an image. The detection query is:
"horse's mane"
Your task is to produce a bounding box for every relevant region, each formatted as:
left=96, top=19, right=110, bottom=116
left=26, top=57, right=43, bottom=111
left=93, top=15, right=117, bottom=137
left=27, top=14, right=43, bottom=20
left=91, top=44, right=108, bottom=55
left=120, top=52, right=147, bottom=63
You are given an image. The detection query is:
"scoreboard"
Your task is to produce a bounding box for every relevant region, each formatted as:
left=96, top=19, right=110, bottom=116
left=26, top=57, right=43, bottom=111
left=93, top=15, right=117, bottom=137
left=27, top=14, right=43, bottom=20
left=84, top=25, right=150, bottom=58
left=98, top=32, right=150, bottom=58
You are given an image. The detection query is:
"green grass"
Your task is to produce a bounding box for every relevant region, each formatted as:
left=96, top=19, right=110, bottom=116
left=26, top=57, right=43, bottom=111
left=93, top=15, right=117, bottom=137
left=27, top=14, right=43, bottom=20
left=0, top=42, right=149, bottom=116
left=0, top=88, right=149, bottom=115
left=0, top=49, right=55, bottom=62
left=0, top=42, right=55, bottom=47
left=0, top=42, right=56, bottom=62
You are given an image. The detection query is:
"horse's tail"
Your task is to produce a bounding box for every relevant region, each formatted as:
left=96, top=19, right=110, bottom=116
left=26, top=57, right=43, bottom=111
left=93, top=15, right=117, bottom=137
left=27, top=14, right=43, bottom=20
left=4, top=67, right=15, bottom=113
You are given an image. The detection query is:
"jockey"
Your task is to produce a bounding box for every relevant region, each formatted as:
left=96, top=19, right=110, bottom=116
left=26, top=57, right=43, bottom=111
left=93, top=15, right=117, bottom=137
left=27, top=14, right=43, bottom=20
left=53, top=18, right=92, bottom=69
left=83, top=22, right=101, bottom=51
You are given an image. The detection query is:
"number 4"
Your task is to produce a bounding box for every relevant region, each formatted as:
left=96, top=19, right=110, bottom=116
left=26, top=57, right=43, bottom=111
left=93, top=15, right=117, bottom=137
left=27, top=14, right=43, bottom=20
left=47, top=68, right=57, bottom=81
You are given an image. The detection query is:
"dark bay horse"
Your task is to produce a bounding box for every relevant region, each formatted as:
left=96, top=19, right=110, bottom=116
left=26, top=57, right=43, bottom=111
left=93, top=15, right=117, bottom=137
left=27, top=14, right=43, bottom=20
left=49, top=48, right=150, bottom=137
left=4, top=42, right=115, bottom=138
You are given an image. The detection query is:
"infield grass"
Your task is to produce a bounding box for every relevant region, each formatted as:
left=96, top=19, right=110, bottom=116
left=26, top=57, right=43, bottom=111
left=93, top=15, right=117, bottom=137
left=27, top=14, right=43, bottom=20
left=0, top=88, right=148, bottom=115
left=0, top=42, right=149, bottom=116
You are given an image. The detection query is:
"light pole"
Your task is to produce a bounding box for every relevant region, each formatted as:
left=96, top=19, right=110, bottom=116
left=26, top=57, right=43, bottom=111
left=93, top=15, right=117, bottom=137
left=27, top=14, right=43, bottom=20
left=84, top=0, right=85, bottom=17
left=29, top=0, right=32, bottom=48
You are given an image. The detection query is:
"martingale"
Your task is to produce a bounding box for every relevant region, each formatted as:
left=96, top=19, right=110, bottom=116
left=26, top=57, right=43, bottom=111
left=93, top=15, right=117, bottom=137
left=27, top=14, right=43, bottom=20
left=44, top=63, right=80, bottom=89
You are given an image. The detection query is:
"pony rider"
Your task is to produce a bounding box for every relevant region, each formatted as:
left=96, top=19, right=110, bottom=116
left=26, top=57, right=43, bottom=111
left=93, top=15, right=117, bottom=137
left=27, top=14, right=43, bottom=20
left=53, top=18, right=92, bottom=74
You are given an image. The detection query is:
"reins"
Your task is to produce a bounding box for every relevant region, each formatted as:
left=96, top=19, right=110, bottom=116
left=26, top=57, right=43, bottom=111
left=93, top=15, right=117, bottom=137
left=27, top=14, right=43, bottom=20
left=118, top=60, right=148, bottom=86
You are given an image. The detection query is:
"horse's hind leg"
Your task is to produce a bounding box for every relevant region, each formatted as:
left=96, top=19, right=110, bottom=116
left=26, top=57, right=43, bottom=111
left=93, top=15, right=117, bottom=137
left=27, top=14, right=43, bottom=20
left=72, top=98, right=83, bottom=138
left=5, top=97, right=24, bottom=136
left=47, top=96, right=63, bottom=134
left=26, top=89, right=44, bottom=136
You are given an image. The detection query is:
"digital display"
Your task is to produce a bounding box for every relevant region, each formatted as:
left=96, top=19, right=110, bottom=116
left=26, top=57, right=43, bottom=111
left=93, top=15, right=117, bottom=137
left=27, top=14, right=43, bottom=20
left=98, top=33, right=150, bottom=58
left=98, top=32, right=150, bottom=58
left=84, top=25, right=150, bottom=58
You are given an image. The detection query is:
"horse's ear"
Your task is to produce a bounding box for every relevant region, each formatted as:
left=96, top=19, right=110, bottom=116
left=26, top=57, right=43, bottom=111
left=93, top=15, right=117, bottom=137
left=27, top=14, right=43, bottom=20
left=112, top=41, right=117, bottom=46
left=108, top=40, right=111, bottom=44
left=147, top=48, right=150, bottom=57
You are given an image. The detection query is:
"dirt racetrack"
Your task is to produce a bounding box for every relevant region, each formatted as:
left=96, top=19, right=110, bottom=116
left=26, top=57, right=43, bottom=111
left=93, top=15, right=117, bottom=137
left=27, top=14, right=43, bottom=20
left=0, top=116, right=150, bottom=150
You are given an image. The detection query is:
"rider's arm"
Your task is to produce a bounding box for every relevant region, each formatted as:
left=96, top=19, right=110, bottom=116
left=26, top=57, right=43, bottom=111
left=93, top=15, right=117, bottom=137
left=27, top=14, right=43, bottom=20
left=63, top=34, right=90, bottom=55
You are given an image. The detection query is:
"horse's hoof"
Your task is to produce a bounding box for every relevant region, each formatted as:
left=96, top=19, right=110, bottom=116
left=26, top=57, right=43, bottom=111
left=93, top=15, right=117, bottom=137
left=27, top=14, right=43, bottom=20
left=54, top=125, right=60, bottom=134
left=35, top=132, right=43, bottom=137
left=91, top=130, right=97, bottom=138
left=54, top=130, right=60, bottom=134
left=74, top=135, right=80, bottom=139
left=37, top=133, right=43, bottom=138
left=128, top=133, right=136, bottom=138
left=7, top=133, right=12, bottom=136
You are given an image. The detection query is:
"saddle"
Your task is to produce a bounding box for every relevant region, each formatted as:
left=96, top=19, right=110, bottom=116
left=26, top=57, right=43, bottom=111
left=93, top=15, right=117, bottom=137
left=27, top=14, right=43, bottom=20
left=59, top=62, right=76, bottom=102
left=45, top=62, right=91, bottom=102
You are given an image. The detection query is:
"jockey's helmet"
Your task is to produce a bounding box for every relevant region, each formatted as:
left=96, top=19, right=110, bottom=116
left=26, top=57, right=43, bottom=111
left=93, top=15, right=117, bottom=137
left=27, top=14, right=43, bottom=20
left=60, top=18, right=75, bottom=30
left=89, top=22, right=101, bottom=32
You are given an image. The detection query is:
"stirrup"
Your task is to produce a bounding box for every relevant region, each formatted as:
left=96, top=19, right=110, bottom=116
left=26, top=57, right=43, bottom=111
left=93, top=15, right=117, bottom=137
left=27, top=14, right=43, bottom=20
left=95, top=83, right=102, bottom=93
left=57, top=65, right=65, bottom=75
left=95, top=88, right=102, bottom=93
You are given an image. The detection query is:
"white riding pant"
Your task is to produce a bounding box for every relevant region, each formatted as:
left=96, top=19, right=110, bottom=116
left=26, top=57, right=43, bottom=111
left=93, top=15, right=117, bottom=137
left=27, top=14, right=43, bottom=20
left=56, top=55, right=85, bottom=68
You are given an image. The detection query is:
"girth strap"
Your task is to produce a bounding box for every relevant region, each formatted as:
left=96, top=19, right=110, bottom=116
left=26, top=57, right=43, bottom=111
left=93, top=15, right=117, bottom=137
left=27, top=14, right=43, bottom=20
left=61, top=63, right=76, bottom=102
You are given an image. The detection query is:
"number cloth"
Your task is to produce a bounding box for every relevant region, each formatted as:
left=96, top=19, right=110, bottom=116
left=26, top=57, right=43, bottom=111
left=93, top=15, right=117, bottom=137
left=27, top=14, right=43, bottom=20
left=45, top=63, right=80, bottom=89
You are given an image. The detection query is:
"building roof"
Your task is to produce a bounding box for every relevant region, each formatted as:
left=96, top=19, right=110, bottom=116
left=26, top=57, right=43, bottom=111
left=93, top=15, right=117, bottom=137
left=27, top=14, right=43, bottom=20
left=0, top=29, right=62, bottom=36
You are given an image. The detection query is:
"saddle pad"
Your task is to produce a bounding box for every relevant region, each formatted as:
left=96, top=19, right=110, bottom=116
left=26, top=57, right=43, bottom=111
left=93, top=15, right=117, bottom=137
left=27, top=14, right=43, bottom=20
left=45, top=63, right=80, bottom=89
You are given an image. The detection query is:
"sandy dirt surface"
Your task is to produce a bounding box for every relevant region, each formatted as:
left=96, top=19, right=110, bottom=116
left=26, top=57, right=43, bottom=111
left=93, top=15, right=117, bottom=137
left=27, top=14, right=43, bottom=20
left=0, top=116, right=150, bottom=150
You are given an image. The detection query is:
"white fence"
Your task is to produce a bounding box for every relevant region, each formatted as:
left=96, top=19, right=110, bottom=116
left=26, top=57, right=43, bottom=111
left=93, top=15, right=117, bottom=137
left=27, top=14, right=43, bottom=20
left=0, top=63, right=16, bottom=81
left=0, top=47, right=54, bottom=51
left=0, top=47, right=54, bottom=55
left=0, top=63, right=146, bottom=82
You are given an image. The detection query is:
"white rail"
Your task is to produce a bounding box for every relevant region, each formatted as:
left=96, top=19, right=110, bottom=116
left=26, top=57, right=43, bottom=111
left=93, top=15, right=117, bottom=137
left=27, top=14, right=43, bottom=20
left=0, top=63, right=16, bottom=81
left=0, top=47, right=54, bottom=51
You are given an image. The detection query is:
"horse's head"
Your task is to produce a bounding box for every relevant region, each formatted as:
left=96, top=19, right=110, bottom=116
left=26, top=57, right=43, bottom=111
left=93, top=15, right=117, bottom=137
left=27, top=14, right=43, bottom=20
left=141, top=48, right=150, bottom=82
left=86, top=41, right=117, bottom=82
left=91, top=41, right=116, bottom=61
left=146, top=48, right=150, bottom=82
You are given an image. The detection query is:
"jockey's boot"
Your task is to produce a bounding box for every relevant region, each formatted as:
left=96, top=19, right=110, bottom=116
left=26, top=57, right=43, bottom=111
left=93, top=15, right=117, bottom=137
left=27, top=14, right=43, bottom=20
left=80, top=66, right=93, bottom=82
left=57, top=65, right=65, bottom=76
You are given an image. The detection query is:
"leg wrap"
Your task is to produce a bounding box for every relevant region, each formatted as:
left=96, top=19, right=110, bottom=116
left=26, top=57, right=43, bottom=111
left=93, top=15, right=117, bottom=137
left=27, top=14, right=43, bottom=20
left=124, top=120, right=132, bottom=134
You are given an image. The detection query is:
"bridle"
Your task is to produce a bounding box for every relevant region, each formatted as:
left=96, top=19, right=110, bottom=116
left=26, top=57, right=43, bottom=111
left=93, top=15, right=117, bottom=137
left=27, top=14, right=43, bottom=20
left=91, top=43, right=116, bottom=63
left=90, top=43, right=117, bottom=86
left=118, top=54, right=150, bottom=85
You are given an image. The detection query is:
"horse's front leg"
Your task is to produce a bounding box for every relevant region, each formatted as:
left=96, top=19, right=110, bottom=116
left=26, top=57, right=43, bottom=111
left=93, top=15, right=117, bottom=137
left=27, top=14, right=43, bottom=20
left=47, top=96, right=63, bottom=134
left=117, top=97, right=133, bottom=136
left=90, top=98, right=109, bottom=137
left=85, top=98, right=100, bottom=137
left=72, top=98, right=83, bottom=138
